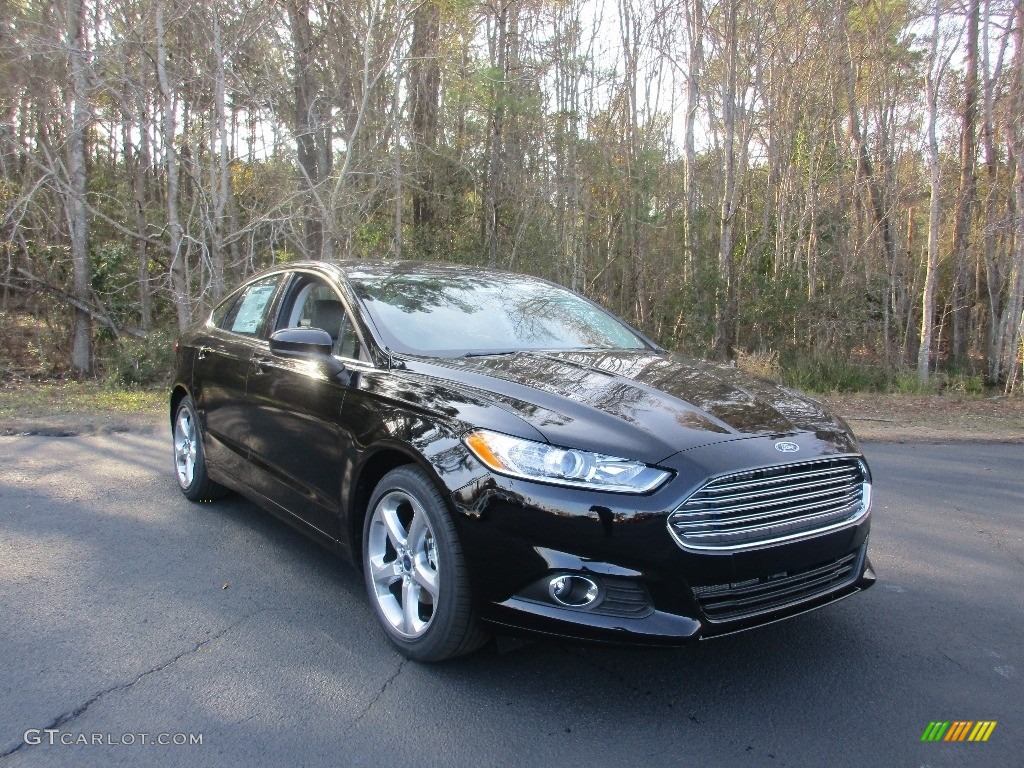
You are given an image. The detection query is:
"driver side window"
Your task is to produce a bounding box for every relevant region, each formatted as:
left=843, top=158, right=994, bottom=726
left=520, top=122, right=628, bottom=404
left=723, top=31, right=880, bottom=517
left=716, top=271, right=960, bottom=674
left=280, top=277, right=363, bottom=360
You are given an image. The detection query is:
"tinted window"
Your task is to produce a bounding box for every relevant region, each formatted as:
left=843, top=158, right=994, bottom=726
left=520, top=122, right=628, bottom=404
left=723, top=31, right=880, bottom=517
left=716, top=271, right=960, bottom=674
left=278, top=276, right=363, bottom=360
left=210, top=292, right=237, bottom=328
left=221, top=275, right=280, bottom=337
left=349, top=270, right=647, bottom=357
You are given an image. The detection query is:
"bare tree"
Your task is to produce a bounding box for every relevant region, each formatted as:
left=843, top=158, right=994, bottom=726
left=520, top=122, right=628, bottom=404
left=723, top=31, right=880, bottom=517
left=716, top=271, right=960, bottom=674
left=484, top=1, right=510, bottom=268
left=919, top=0, right=954, bottom=386
left=713, top=0, right=739, bottom=359
left=65, top=0, right=92, bottom=373
left=287, top=0, right=331, bottom=259
left=409, top=0, right=440, bottom=230
left=682, top=0, right=704, bottom=283
left=155, top=0, right=191, bottom=330
left=999, top=0, right=1024, bottom=392
left=949, top=0, right=980, bottom=368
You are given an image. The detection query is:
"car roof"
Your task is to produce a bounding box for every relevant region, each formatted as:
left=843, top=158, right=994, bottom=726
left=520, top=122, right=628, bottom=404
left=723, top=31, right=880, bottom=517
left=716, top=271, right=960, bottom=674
left=277, top=259, right=547, bottom=284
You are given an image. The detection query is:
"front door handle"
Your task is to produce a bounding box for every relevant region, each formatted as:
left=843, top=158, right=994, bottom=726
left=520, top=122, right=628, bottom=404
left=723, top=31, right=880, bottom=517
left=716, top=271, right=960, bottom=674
left=252, top=356, right=274, bottom=375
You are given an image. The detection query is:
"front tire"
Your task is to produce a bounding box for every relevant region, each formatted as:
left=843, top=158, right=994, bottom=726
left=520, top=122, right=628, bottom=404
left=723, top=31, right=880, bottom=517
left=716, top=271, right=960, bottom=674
left=362, top=465, right=488, bottom=661
left=173, top=396, right=227, bottom=502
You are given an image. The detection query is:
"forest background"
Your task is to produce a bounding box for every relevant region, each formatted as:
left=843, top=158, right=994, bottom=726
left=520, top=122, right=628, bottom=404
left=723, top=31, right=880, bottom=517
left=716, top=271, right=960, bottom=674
left=1, top=0, right=1022, bottom=395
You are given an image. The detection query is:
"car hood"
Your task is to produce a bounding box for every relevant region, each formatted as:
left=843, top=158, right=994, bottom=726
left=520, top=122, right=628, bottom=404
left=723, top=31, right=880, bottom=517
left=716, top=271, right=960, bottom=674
left=408, top=350, right=857, bottom=464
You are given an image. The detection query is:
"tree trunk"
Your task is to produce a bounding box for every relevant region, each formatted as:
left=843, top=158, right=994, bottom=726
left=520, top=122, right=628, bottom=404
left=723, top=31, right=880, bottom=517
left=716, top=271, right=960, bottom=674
left=999, top=0, right=1024, bottom=391
left=66, top=0, right=91, bottom=374
left=123, top=80, right=152, bottom=331
left=409, top=0, right=440, bottom=230
left=949, top=0, right=980, bottom=369
left=210, top=11, right=229, bottom=299
left=288, top=0, right=328, bottom=259
left=981, top=0, right=1003, bottom=381
left=619, top=0, right=648, bottom=325
left=393, top=61, right=402, bottom=259
left=918, top=1, right=943, bottom=387
left=682, top=0, right=704, bottom=283
left=713, top=0, right=738, bottom=359
left=484, top=4, right=509, bottom=268
left=156, top=0, right=190, bottom=331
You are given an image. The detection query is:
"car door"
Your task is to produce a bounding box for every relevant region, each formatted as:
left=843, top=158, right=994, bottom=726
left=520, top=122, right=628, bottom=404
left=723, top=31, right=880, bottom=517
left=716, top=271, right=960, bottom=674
left=193, top=273, right=284, bottom=481
left=243, top=273, right=366, bottom=539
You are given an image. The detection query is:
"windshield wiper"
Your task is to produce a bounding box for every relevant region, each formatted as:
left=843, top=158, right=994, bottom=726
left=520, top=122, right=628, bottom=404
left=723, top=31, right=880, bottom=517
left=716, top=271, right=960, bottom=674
left=462, top=351, right=519, bottom=358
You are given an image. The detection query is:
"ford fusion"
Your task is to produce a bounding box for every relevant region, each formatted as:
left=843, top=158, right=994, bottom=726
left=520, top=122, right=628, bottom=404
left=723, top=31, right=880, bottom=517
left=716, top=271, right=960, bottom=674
left=171, top=261, right=874, bottom=661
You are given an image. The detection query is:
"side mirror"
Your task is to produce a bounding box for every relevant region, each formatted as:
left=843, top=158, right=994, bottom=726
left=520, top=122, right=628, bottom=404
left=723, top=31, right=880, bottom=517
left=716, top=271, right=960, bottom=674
left=269, top=328, right=346, bottom=378
left=270, top=327, right=334, bottom=356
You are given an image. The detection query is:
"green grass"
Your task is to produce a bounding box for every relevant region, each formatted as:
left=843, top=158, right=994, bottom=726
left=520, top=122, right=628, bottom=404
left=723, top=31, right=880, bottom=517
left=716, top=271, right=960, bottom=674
left=781, top=353, right=890, bottom=394
left=0, top=381, right=165, bottom=418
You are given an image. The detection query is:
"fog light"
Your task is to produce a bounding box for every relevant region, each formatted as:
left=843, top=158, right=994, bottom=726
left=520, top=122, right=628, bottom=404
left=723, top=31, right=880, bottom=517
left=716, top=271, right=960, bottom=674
left=548, top=575, right=600, bottom=607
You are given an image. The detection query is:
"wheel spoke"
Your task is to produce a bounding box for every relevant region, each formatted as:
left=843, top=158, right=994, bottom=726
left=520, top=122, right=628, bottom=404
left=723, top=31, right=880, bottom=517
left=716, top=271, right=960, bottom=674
left=379, top=502, right=408, bottom=551
left=402, top=578, right=421, bottom=635
left=407, top=508, right=426, bottom=550
left=369, top=556, right=401, bottom=589
left=177, top=412, right=192, bottom=441
left=412, top=559, right=438, bottom=600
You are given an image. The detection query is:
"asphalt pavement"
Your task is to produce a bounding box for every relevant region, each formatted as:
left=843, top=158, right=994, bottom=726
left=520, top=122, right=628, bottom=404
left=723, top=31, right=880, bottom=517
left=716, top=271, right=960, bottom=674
left=0, top=428, right=1021, bottom=767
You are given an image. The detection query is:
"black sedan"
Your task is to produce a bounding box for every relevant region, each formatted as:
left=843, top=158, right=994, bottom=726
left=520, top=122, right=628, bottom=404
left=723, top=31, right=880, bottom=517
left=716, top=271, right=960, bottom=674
left=171, top=261, right=874, bottom=661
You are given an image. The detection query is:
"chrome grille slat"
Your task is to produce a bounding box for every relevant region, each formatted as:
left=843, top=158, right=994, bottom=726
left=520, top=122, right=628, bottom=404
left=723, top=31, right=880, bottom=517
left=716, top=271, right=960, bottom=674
left=694, top=550, right=863, bottom=623
left=669, top=457, right=869, bottom=551
left=672, top=491, right=862, bottom=527
left=678, top=502, right=861, bottom=539
left=701, top=566, right=855, bottom=614
left=694, top=553, right=858, bottom=599
left=684, top=468, right=860, bottom=505
left=679, top=512, right=857, bottom=546
left=690, top=465, right=859, bottom=495
left=675, top=486, right=861, bottom=519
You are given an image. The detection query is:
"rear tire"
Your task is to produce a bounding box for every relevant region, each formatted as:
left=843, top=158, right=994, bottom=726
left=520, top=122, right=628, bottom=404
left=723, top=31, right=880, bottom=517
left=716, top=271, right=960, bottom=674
left=173, top=396, right=227, bottom=502
left=362, top=465, right=488, bottom=661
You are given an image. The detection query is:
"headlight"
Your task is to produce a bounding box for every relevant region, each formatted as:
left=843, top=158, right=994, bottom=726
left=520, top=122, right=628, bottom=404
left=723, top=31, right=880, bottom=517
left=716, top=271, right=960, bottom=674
left=464, top=429, right=671, bottom=494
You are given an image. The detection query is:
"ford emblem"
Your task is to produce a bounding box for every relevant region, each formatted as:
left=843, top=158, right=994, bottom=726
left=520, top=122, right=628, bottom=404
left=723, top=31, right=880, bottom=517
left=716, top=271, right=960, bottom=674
left=774, top=441, right=800, bottom=453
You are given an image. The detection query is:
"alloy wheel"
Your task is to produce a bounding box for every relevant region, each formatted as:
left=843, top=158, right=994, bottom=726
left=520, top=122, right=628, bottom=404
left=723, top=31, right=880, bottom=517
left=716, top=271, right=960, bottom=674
left=174, top=408, right=197, bottom=489
left=366, top=489, right=440, bottom=638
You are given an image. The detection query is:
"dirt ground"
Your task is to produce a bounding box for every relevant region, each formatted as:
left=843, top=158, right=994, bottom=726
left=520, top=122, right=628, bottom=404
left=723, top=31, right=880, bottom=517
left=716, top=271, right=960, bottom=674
left=822, top=393, right=1024, bottom=443
left=1, top=382, right=1021, bottom=443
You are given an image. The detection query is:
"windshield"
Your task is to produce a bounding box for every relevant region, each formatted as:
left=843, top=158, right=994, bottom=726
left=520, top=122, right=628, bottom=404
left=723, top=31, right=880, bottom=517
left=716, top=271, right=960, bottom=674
left=347, top=269, right=649, bottom=357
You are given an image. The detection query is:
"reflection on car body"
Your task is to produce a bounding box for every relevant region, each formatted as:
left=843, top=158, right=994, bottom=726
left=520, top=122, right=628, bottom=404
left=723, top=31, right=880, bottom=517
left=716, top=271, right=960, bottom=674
left=171, top=261, right=874, bottom=661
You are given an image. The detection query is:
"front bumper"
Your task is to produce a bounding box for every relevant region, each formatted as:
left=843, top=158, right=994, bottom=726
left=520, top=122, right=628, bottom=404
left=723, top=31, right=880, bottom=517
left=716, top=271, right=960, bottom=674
left=449, top=434, right=875, bottom=646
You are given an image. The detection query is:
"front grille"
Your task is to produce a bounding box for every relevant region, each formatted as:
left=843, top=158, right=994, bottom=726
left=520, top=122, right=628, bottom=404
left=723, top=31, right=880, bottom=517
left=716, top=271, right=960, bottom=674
left=694, top=548, right=863, bottom=623
left=669, top=457, right=869, bottom=551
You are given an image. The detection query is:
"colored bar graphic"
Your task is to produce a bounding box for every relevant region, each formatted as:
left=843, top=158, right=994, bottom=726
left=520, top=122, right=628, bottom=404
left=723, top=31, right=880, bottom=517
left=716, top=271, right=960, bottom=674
left=970, top=722, right=997, bottom=742
left=921, top=721, right=996, bottom=742
left=944, top=721, right=972, bottom=741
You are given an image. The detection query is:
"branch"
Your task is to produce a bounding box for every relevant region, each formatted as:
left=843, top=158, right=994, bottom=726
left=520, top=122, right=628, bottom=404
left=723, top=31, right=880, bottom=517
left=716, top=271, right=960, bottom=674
left=9, top=134, right=165, bottom=249
left=13, top=269, right=147, bottom=340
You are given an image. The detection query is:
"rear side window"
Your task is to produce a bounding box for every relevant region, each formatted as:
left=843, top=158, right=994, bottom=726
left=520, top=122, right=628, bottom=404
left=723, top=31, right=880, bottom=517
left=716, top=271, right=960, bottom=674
left=220, top=275, right=281, bottom=337
left=210, top=292, right=237, bottom=327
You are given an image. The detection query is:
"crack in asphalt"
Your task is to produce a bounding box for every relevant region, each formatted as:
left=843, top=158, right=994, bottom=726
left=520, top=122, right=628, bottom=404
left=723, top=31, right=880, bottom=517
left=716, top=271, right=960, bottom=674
left=353, top=658, right=408, bottom=726
left=0, top=609, right=266, bottom=760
